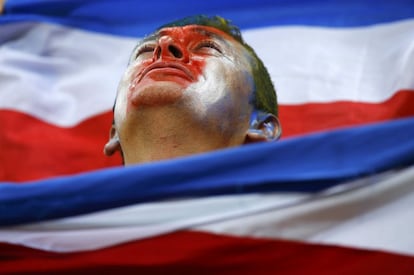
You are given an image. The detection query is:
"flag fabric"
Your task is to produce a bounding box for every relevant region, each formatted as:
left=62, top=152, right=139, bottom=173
left=1, top=0, right=414, bottom=274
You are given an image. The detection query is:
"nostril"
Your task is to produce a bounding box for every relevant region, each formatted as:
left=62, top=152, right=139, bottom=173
left=168, top=45, right=183, bottom=58
left=156, top=47, right=161, bottom=59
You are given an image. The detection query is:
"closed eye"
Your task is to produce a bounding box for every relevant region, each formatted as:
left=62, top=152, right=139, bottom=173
left=134, top=44, right=155, bottom=59
left=195, top=41, right=222, bottom=54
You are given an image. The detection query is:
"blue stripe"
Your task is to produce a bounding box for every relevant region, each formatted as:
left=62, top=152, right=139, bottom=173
left=1, top=117, right=414, bottom=226
left=2, top=0, right=414, bottom=36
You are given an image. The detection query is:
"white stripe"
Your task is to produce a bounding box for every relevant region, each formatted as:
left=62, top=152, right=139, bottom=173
left=244, top=19, right=414, bottom=104
left=195, top=166, right=414, bottom=257
left=0, top=193, right=307, bottom=252
left=1, top=167, right=412, bottom=255
left=1, top=20, right=413, bottom=126
left=0, top=22, right=135, bottom=127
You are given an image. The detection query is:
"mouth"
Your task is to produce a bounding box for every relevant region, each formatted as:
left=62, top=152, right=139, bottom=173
left=136, top=62, right=195, bottom=83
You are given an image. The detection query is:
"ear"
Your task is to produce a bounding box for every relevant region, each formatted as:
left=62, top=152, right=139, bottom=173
left=244, top=112, right=282, bottom=144
left=104, top=125, right=122, bottom=156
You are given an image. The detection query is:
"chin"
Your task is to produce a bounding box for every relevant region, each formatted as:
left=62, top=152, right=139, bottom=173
left=128, top=81, right=186, bottom=107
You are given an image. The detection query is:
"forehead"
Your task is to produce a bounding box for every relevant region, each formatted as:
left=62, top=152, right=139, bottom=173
left=140, top=25, right=240, bottom=45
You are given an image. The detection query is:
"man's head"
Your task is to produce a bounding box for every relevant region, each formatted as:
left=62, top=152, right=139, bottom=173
left=104, top=15, right=281, bottom=164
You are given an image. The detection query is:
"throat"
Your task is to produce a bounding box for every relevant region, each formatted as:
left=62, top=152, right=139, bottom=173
left=122, top=132, right=224, bottom=165
left=118, top=105, right=246, bottom=165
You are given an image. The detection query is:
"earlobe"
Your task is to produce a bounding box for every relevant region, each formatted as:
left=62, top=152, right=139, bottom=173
left=104, top=126, right=122, bottom=156
left=244, top=112, right=282, bottom=144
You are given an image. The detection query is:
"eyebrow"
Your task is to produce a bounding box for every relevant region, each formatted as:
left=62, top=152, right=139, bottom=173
left=140, top=33, right=158, bottom=44
left=191, top=27, right=227, bottom=39
left=130, top=34, right=158, bottom=58
left=188, top=27, right=231, bottom=44
left=131, top=26, right=231, bottom=56
left=157, top=26, right=230, bottom=43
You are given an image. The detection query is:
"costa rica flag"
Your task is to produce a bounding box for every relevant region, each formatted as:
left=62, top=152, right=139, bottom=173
left=1, top=0, right=414, bottom=273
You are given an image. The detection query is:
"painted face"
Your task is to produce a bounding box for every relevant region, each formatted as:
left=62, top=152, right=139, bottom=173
left=114, top=25, right=256, bottom=145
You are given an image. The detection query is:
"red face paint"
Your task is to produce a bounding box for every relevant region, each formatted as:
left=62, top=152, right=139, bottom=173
left=125, top=25, right=236, bottom=107
left=115, top=23, right=258, bottom=160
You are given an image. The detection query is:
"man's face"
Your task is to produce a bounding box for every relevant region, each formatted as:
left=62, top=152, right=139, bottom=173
left=114, top=25, right=256, bottom=146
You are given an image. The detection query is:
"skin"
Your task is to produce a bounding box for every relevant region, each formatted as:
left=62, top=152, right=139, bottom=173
left=105, top=25, right=280, bottom=164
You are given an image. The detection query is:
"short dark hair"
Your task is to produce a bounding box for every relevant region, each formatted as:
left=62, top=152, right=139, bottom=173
left=159, top=15, right=278, bottom=116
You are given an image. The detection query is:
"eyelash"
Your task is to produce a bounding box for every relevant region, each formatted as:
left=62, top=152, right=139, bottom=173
left=196, top=41, right=222, bottom=53
left=133, top=40, right=222, bottom=60
left=135, top=45, right=155, bottom=59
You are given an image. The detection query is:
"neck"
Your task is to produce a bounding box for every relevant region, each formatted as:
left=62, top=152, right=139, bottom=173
left=123, top=133, right=229, bottom=164
left=119, top=106, right=246, bottom=165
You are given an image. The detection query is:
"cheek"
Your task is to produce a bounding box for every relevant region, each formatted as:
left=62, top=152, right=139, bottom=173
left=185, top=58, right=254, bottom=129
left=187, top=57, right=206, bottom=82
left=200, top=61, right=228, bottom=101
left=127, top=61, right=150, bottom=92
left=183, top=59, right=229, bottom=116
left=114, top=95, right=127, bottom=132
left=198, top=58, right=254, bottom=110
left=114, top=73, right=131, bottom=128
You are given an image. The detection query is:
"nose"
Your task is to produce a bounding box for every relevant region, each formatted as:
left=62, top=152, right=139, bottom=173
left=154, top=36, right=188, bottom=62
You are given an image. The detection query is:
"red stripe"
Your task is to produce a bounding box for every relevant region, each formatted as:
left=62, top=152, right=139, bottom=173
left=1, top=90, right=413, bottom=182
left=0, top=231, right=413, bottom=274
left=0, top=111, right=123, bottom=182
left=279, top=89, right=414, bottom=137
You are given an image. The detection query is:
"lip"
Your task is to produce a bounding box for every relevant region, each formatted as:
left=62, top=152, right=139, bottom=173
left=136, top=62, right=195, bottom=83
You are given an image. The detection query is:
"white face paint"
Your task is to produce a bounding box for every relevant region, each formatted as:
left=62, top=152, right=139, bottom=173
left=183, top=53, right=255, bottom=137
left=114, top=25, right=256, bottom=146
